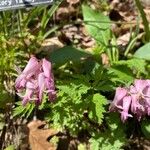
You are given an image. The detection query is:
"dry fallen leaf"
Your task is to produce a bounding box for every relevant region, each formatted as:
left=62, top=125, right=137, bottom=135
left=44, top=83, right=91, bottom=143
left=101, top=53, right=109, bottom=66
left=67, top=0, right=79, bottom=5
left=27, top=120, right=58, bottom=150
left=117, top=32, right=131, bottom=46
left=141, top=0, right=150, bottom=7
left=37, top=37, right=64, bottom=53
left=56, top=6, right=76, bottom=21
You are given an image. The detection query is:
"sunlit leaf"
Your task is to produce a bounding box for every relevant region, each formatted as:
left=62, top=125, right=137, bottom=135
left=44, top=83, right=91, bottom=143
left=134, top=42, right=150, bottom=60
left=82, top=5, right=111, bottom=45
left=49, top=46, right=91, bottom=66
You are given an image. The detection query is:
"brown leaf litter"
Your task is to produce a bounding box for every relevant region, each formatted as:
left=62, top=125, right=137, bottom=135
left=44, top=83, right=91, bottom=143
left=27, top=120, right=58, bottom=150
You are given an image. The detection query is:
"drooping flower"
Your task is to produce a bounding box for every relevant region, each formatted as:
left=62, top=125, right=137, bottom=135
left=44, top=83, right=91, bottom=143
left=15, top=57, right=39, bottom=89
left=120, top=96, right=132, bottom=123
left=109, top=79, right=150, bottom=122
left=109, top=87, right=132, bottom=122
left=109, top=87, right=128, bottom=111
left=15, top=56, right=56, bottom=106
left=129, top=79, right=150, bottom=120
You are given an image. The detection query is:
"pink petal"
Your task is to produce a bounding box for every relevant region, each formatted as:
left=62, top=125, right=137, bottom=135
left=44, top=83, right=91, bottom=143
left=23, top=56, right=39, bottom=74
left=147, top=107, right=150, bottom=116
left=143, top=86, right=150, bottom=98
left=134, top=79, right=148, bottom=93
left=109, top=87, right=127, bottom=111
left=15, top=57, right=40, bottom=89
left=42, top=58, right=52, bottom=78
left=44, top=78, right=56, bottom=101
left=15, top=74, right=26, bottom=89
left=146, top=79, right=150, bottom=86
left=145, top=98, right=150, bottom=107
left=121, top=112, right=132, bottom=123
left=45, top=78, right=55, bottom=90
left=15, top=56, right=56, bottom=106
left=114, top=87, right=128, bottom=103
left=121, top=96, right=132, bottom=122
left=26, top=80, right=38, bottom=90
left=130, top=85, right=137, bottom=94
left=131, top=94, right=139, bottom=113
left=22, top=89, right=33, bottom=106
left=38, top=73, right=45, bottom=102
left=123, top=96, right=132, bottom=112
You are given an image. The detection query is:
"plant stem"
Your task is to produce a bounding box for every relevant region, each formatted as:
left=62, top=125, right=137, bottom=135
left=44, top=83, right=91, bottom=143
left=135, top=0, right=150, bottom=42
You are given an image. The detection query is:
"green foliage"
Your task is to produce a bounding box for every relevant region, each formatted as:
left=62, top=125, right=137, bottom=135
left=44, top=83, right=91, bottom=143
left=134, top=42, right=150, bottom=60
left=109, top=58, right=147, bottom=84
left=109, top=66, right=134, bottom=84
left=0, top=83, right=13, bottom=109
left=141, top=119, right=150, bottom=139
left=114, top=58, right=147, bottom=75
left=90, top=113, right=126, bottom=150
left=45, top=66, right=110, bottom=134
left=82, top=5, right=118, bottom=63
left=49, top=46, right=91, bottom=66
left=13, top=102, right=35, bottom=118
left=134, top=0, right=150, bottom=42
left=4, top=145, right=15, bottom=150
left=0, top=0, right=64, bottom=121
left=38, top=0, right=64, bottom=39
left=13, top=94, right=53, bottom=119
left=89, top=93, right=108, bottom=124
left=82, top=5, right=111, bottom=45
left=49, top=80, right=90, bottom=133
left=90, top=64, right=115, bottom=91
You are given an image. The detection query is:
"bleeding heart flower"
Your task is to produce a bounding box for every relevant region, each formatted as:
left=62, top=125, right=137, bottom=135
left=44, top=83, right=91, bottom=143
left=15, top=57, right=39, bottom=89
left=109, top=87, right=128, bottom=111
left=120, top=96, right=132, bottom=122
left=109, top=79, right=150, bottom=122
left=15, top=56, right=56, bottom=106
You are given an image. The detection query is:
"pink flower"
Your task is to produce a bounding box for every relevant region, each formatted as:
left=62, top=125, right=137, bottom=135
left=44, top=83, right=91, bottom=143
left=15, top=57, right=39, bottom=89
left=109, top=79, right=150, bottom=122
left=109, top=87, right=128, bottom=111
left=130, top=80, right=150, bottom=120
left=109, top=87, right=132, bottom=122
left=120, top=96, right=132, bottom=122
left=15, top=56, right=56, bottom=106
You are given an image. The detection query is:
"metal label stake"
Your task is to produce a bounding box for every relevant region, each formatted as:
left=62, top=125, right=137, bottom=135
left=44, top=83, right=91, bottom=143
left=0, top=0, right=53, bottom=11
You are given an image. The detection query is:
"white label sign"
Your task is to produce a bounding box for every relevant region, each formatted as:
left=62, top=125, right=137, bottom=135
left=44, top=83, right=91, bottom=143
left=0, top=0, right=53, bottom=11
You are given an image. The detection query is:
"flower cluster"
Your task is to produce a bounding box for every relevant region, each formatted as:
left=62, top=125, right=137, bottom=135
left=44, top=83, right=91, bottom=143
left=15, top=56, right=56, bottom=106
left=109, top=79, right=150, bottom=122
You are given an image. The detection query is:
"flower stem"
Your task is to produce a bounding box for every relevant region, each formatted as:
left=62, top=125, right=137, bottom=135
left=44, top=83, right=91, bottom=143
left=135, top=0, right=150, bottom=42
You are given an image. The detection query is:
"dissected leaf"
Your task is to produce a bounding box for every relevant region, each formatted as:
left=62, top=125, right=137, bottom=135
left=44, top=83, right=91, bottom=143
left=89, top=93, right=108, bottom=124
left=141, top=119, right=150, bottom=139
left=109, top=65, right=134, bottom=83
left=50, top=79, right=90, bottom=134
left=90, top=113, right=126, bottom=150
left=114, top=59, right=146, bottom=74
